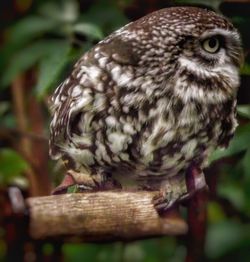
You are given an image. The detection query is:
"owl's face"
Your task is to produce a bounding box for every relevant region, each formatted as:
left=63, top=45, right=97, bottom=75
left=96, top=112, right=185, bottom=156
left=175, top=24, right=242, bottom=103
left=113, top=7, right=243, bottom=104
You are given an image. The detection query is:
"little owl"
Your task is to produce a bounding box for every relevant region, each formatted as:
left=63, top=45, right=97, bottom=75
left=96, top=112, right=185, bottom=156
left=49, top=7, right=242, bottom=211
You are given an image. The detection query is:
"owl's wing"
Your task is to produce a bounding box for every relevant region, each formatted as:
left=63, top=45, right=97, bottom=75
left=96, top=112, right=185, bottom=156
left=49, top=36, right=140, bottom=159
left=49, top=76, right=84, bottom=159
left=217, top=100, right=238, bottom=149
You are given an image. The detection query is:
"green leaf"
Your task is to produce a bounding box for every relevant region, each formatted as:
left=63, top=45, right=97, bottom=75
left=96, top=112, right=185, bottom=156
left=174, top=0, right=223, bottom=11
left=218, top=182, right=245, bottom=210
left=67, top=185, right=78, bottom=193
left=0, top=16, right=58, bottom=73
left=1, top=113, right=16, bottom=129
left=8, top=16, right=58, bottom=47
left=209, top=124, right=250, bottom=162
left=1, top=40, right=70, bottom=88
left=237, top=105, right=250, bottom=119
left=0, top=102, right=16, bottom=129
left=73, top=23, right=104, bottom=40
left=240, top=63, right=250, bottom=75
left=0, top=148, right=29, bottom=184
left=63, top=243, right=101, bottom=262
left=242, top=148, right=250, bottom=178
left=80, top=1, right=129, bottom=35
left=35, top=41, right=71, bottom=98
left=123, top=243, right=144, bottom=262
left=39, top=0, right=79, bottom=23
left=42, top=244, right=54, bottom=256
left=207, top=201, right=225, bottom=223
left=206, top=221, right=250, bottom=259
left=0, top=102, right=10, bottom=116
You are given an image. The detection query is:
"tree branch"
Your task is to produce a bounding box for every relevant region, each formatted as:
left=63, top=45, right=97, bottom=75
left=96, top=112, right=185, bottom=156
left=26, top=191, right=188, bottom=242
left=11, top=74, right=51, bottom=196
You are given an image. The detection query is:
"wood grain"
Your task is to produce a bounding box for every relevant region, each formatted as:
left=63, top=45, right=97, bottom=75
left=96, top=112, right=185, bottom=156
left=27, top=191, right=188, bottom=241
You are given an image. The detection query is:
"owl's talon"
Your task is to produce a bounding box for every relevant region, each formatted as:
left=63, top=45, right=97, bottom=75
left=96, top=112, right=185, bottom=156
left=153, top=165, right=208, bottom=213
left=52, top=172, right=77, bottom=195
left=52, top=171, right=97, bottom=195
left=52, top=170, right=121, bottom=195
left=77, top=184, right=95, bottom=192
left=153, top=197, right=177, bottom=213
left=153, top=191, right=177, bottom=212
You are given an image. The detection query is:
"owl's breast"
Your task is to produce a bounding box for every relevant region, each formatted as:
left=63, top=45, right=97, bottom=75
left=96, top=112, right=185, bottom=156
left=60, top=91, right=236, bottom=185
left=136, top=98, right=237, bottom=178
left=138, top=121, right=212, bottom=177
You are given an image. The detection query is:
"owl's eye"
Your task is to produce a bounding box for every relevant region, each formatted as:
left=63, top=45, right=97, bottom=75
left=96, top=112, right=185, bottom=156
left=202, top=37, right=221, bottom=54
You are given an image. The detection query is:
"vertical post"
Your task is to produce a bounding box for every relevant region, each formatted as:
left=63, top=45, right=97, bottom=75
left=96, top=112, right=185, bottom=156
left=185, top=187, right=208, bottom=262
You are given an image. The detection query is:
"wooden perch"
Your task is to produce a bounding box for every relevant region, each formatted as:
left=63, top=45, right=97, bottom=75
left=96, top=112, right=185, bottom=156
left=26, top=191, right=188, bottom=241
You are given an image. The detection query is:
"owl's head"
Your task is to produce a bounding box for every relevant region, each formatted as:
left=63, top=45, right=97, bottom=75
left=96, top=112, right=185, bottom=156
left=112, top=7, right=243, bottom=103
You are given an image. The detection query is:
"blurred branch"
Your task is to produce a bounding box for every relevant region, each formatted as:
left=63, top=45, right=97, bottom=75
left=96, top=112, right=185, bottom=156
left=27, top=82, right=52, bottom=196
left=11, top=75, right=31, bottom=156
left=11, top=75, right=39, bottom=196
left=0, top=127, right=47, bottom=141
left=26, top=191, right=188, bottom=241
left=11, top=73, right=51, bottom=196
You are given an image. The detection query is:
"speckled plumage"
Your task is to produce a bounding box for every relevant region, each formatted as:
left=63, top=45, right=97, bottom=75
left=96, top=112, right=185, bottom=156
left=49, top=7, right=242, bottom=210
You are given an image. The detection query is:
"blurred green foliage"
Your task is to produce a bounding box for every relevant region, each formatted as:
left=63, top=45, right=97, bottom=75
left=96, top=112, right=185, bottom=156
left=0, top=0, right=129, bottom=97
left=0, top=148, right=29, bottom=185
left=0, top=0, right=250, bottom=261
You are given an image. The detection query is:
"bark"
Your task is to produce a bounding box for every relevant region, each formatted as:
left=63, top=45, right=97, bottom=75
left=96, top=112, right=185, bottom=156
left=26, top=191, right=188, bottom=241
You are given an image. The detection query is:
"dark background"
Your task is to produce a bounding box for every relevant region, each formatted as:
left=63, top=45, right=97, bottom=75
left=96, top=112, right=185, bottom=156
left=0, top=0, right=250, bottom=261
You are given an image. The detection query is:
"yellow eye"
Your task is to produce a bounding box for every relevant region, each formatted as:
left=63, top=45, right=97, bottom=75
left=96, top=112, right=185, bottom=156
left=202, top=37, right=220, bottom=53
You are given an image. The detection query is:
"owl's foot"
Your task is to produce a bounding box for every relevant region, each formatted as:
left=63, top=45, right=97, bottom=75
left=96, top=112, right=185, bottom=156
left=153, top=165, right=208, bottom=213
left=52, top=170, right=120, bottom=195
left=153, top=190, right=184, bottom=213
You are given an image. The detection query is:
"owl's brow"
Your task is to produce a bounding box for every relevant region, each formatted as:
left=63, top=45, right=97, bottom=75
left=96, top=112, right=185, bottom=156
left=177, top=35, right=196, bottom=47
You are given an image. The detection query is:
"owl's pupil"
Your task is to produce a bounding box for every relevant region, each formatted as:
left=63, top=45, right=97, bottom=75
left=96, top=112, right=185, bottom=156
left=208, top=38, right=217, bottom=48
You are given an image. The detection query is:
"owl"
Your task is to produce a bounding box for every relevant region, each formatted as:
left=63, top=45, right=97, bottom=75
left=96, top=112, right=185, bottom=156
left=49, top=7, right=242, bottom=211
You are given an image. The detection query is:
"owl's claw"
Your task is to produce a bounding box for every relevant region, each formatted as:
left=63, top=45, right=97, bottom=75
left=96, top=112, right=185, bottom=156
left=153, top=165, right=208, bottom=213
left=52, top=172, right=77, bottom=194
left=52, top=170, right=99, bottom=195
left=52, top=170, right=121, bottom=195
left=77, top=184, right=94, bottom=191
left=153, top=190, right=179, bottom=213
left=153, top=188, right=189, bottom=213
